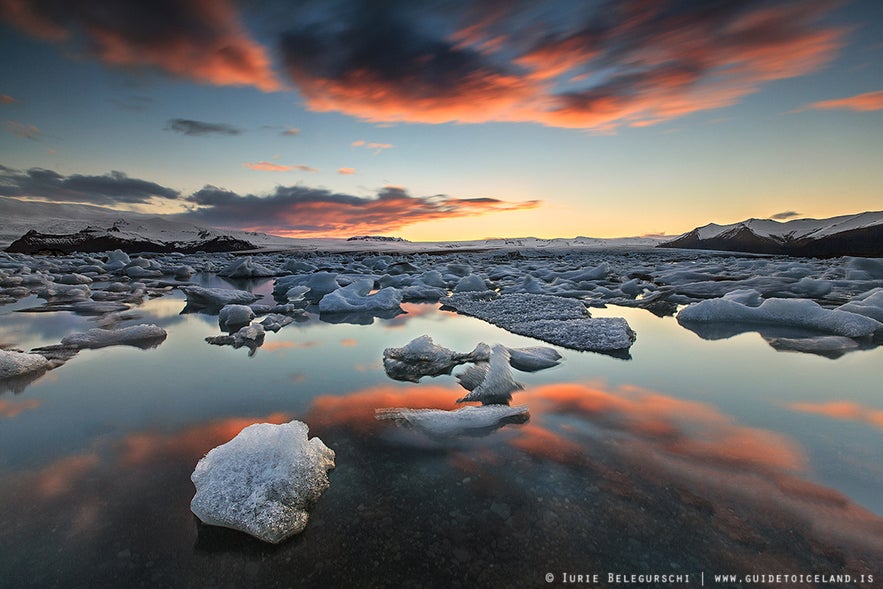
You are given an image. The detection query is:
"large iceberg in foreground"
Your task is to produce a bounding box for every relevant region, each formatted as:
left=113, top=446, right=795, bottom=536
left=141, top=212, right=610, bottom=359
left=190, top=420, right=335, bottom=544
left=375, top=405, right=529, bottom=438
left=677, top=295, right=882, bottom=338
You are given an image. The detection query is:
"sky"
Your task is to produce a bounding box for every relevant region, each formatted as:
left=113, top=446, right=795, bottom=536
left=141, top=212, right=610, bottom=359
left=0, top=0, right=881, bottom=241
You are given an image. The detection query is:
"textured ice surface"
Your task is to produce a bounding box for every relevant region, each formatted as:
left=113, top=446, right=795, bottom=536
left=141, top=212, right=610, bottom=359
left=375, top=404, right=529, bottom=437
left=205, top=323, right=266, bottom=355
left=457, top=345, right=523, bottom=405
left=259, top=314, right=295, bottom=332
left=677, top=297, right=882, bottom=337
left=190, top=420, right=335, bottom=544
left=0, top=349, right=49, bottom=379
left=182, top=286, right=260, bottom=308
left=442, top=292, right=636, bottom=352
left=318, top=279, right=402, bottom=314
left=382, top=335, right=490, bottom=382
left=60, top=324, right=167, bottom=349
left=837, top=288, right=883, bottom=323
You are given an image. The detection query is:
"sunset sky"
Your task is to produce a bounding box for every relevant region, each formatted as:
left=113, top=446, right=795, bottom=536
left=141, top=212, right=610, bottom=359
left=1, top=0, right=881, bottom=241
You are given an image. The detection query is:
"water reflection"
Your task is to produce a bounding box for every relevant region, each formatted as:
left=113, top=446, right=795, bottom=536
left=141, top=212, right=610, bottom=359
left=786, top=400, right=883, bottom=430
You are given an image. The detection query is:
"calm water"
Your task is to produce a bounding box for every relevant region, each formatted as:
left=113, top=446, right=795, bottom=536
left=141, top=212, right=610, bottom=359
left=1, top=277, right=881, bottom=588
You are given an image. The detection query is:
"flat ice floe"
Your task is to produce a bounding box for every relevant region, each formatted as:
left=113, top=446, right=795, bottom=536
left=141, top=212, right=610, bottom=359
left=60, top=324, right=168, bottom=349
left=442, top=292, right=636, bottom=352
left=375, top=405, right=530, bottom=438
left=190, top=420, right=335, bottom=544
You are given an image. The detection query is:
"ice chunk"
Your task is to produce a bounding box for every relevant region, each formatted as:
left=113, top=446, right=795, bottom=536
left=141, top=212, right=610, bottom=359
left=677, top=297, right=882, bottom=337
left=259, top=314, right=295, bottom=332
left=218, top=257, right=276, bottom=278
left=837, top=288, right=883, bottom=323
left=453, top=274, right=488, bottom=292
left=174, top=265, right=195, bottom=280
left=69, top=301, right=131, bottom=315
left=442, top=292, right=636, bottom=352
left=505, top=346, right=562, bottom=371
left=181, top=286, right=260, bottom=308
left=456, top=345, right=523, bottom=405
left=0, top=349, right=49, bottom=380
left=375, top=405, right=529, bottom=438
left=218, top=304, right=256, bottom=331
left=844, top=257, right=883, bottom=281
left=190, top=420, right=335, bottom=544
left=318, top=279, right=402, bottom=314
left=206, top=323, right=265, bottom=355
left=382, top=335, right=489, bottom=382
left=34, top=282, right=91, bottom=302
left=273, top=272, right=339, bottom=301
left=60, top=324, right=167, bottom=349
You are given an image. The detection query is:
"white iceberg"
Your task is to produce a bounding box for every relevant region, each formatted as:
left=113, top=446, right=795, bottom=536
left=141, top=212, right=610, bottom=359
left=456, top=345, right=523, bottom=405
left=677, top=297, right=882, bottom=338
left=190, top=420, right=335, bottom=544
left=60, top=324, right=167, bottom=349
left=318, top=279, right=402, bottom=314
left=181, top=286, right=260, bottom=308
left=375, top=405, right=529, bottom=437
left=0, top=349, right=49, bottom=380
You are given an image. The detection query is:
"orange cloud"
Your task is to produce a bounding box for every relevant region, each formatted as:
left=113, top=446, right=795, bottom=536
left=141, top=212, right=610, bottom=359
left=787, top=401, right=883, bottom=430
left=0, top=0, right=280, bottom=91
left=0, top=94, right=16, bottom=104
left=797, top=90, right=883, bottom=112
left=183, top=185, right=540, bottom=237
left=280, top=1, right=845, bottom=131
left=243, top=161, right=318, bottom=172
left=351, top=140, right=394, bottom=151
left=337, top=167, right=357, bottom=175
left=4, top=120, right=40, bottom=140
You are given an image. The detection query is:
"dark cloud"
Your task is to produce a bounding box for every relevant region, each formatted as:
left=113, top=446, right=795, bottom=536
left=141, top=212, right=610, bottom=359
left=276, top=0, right=845, bottom=130
left=165, top=118, right=242, bottom=136
left=0, top=166, right=179, bottom=205
left=0, top=0, right=280, bottom=91
left=180, top=184, right=540, bottom=236
left=771, top=211, right=801, bottom=220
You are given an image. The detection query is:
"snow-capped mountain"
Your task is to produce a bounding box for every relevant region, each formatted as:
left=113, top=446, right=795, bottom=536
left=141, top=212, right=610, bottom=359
left=659, top=211, right=883, bottom=257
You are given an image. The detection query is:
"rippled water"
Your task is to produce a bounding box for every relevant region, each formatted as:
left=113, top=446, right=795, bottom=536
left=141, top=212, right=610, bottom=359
left=1, top=277, right=881, bottom=588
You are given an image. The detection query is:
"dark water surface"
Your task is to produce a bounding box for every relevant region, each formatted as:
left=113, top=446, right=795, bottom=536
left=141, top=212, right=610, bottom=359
left=1, top=281, right=881, bottom=588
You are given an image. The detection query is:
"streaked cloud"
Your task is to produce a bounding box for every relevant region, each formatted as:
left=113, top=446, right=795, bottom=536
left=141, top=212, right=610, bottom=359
left=0, top=94, right=16, bottom=104
left=281, top=128, right=300, bottom=136
left=0, top=0, right=280, bottom=91
left=243, top=161, right=318, bottom=172
left=796, top=90, right=883, bottom=113
left=0, top=165, right=179, bottom=205
left=4, top=120, right=40, bottom=140
left=352, top=140, right=393, bottom=151
left=771, top=211, right=801, bottom=220
left=787, top=401, right=883, bottom=430
left=279, top=0, right=845, bottom=131
left=337, top=167, right=357, bottom=175
left=181, top=184, right=540, bottom=237
left=165, top=118, right=241, bottom=136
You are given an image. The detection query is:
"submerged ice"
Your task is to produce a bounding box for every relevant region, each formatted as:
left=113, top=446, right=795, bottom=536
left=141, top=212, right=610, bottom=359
left=190, top=420, right=335, bottom=544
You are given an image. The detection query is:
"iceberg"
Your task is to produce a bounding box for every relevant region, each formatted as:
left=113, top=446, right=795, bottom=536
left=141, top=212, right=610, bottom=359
left=218, top=304, right=256, bottom=331
left=218, top=257, right=277, bottom=278
left=506, top=346, right=562, bottom=371
left=60, top=324, right=167, bottom=349
left=456, top=345, right=523, bottom=405
left=0, top=349, right=49, bottom=380
left=375, top=405, right=530, bottom=437
left=382, top=335, right=490, bottom=382
left=677, top=297, right=882, bottom=338
left=318, top=279, right=402, bottom=314
left=205, top=323, right=265, bottom=355
left=190, top=420, right=335, bottom=544
left=837, top=288, right=883, bottom=323
left=181, top=286, right=260, bottom=308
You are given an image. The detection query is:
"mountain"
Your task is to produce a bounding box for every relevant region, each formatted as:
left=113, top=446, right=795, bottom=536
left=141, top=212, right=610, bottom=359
left=0, top=198, right=291, bottom=254
left=658, top=211, right=883, bottom=257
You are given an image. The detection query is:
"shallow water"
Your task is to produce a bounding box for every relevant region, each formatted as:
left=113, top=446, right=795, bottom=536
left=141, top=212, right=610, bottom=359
left=0, top=281, right=881, bottom=588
